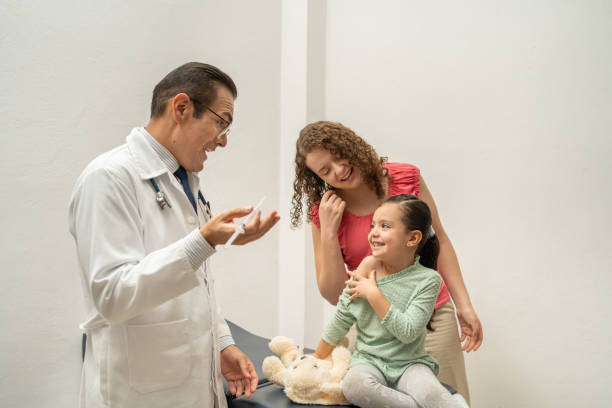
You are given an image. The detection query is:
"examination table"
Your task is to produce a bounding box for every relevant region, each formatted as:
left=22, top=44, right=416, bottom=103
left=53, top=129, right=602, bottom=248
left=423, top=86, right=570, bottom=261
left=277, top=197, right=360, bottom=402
left=82, top=322, right=453, bottom=407
left=225, top=321, right=456, bottom=408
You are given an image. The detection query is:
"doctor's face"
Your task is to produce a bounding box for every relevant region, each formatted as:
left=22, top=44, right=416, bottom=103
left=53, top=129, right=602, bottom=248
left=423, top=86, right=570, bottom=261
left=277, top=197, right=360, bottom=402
left=176, top=86, right=234, bottom=172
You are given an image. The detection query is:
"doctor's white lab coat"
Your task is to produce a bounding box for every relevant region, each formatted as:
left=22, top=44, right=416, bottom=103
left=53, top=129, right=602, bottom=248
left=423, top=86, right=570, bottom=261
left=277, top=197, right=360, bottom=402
left=69, top=127, right=230, bottom=408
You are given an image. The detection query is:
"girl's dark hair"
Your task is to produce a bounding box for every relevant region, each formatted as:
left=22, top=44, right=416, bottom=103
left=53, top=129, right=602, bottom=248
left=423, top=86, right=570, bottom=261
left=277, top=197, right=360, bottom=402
left=383, top=194, right=440, bottom=270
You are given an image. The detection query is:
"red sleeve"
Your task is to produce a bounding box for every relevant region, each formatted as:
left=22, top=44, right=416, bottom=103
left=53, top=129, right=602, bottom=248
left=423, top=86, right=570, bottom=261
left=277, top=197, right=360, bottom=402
left=386, top=162, right=421, bottom=197
left=309, top=201, right=321, bottom=229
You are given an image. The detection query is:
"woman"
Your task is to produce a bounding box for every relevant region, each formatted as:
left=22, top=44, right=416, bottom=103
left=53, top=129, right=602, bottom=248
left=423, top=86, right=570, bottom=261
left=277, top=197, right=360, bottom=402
left=291, top=121, right=482, bottom=404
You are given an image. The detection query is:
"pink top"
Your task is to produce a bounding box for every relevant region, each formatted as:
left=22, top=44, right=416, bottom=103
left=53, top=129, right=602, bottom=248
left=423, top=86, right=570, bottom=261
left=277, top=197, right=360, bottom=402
left=310, top=162, right=450, bottom=308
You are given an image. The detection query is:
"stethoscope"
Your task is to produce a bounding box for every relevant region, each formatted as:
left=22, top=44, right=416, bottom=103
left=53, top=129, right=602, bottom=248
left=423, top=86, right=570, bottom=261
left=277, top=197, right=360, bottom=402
left=149, top=178, right=212, bottom=219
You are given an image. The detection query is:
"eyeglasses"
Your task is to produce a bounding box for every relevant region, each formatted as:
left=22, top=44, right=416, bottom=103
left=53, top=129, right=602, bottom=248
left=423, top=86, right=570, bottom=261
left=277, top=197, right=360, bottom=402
left=189, top=96, right=231, bottom=137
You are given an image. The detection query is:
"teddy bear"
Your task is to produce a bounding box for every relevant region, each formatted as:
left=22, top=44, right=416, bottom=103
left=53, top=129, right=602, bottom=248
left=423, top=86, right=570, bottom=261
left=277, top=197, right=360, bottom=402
left=262, top=336, right=352, bottom=405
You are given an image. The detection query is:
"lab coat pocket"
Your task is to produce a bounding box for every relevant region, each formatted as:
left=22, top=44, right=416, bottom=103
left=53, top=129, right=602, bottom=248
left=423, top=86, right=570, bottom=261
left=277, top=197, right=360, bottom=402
left=126, top=319, right=192, bottom=393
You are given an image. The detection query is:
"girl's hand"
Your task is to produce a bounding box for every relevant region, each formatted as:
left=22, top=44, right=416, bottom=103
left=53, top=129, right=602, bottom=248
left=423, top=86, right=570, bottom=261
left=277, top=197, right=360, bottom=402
left=456, top=305, right=483, bottom=352
left=345, top=270, right=379, bottom=301
left=318, top=190, right=345, bottom=234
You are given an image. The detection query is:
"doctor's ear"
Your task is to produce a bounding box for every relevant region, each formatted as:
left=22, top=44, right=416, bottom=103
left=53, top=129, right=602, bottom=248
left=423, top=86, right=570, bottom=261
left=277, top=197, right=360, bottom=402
left=170, top=93, right=191, bottom=122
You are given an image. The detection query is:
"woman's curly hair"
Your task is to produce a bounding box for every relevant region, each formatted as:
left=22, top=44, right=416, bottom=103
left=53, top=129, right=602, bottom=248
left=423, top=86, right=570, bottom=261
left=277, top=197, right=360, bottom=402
left=290, top=121, right=388, bottom=228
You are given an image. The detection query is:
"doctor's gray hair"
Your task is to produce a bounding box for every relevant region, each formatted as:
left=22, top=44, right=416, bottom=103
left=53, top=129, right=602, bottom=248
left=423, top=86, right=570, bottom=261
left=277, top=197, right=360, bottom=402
left=150, top=62, right=237, bottom=119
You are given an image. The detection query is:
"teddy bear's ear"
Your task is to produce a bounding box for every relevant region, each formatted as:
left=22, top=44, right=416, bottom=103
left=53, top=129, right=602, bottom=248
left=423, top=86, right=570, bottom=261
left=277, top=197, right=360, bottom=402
left=262, top=356, right=286, bottom=386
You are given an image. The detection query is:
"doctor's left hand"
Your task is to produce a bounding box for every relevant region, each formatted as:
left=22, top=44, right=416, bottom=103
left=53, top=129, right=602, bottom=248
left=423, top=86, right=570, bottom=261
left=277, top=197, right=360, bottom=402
left=221, top=345, right=258, bottom=398
left=200, top=206, right=280, bottom=247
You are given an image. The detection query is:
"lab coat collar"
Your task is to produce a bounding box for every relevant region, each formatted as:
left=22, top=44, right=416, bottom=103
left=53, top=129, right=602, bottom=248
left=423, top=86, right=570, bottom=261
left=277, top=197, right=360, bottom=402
left=126, top=127, right=176, bottom=180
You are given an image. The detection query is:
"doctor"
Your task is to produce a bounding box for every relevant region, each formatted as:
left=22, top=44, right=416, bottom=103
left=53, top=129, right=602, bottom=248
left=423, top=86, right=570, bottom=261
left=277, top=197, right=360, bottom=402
left=69, top=62, right=279, bottom=408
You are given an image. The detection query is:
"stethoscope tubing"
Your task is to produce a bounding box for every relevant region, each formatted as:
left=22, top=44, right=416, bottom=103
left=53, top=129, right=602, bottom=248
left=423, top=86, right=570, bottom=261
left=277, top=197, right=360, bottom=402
left=149, top=178, right=211, bottom=218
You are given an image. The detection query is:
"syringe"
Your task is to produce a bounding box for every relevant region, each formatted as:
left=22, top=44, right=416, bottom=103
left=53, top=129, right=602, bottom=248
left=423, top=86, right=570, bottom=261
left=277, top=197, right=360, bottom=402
left=222, top=197, right=266, bottom=248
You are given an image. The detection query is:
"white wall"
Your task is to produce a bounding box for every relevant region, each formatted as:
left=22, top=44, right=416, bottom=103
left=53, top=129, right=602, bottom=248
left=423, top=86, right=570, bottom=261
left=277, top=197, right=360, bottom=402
left=2, top=1, right=610, bottom=407
left=320, top=0, right=612, bottom=407
left=0, top=1, right=281, bottom=407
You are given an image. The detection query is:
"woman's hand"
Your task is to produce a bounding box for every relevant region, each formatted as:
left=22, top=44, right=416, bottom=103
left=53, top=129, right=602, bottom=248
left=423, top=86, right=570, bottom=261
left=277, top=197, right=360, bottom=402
left=318, top=191, right=345, bottom=235
left=456, top=305, right=483, bottom=352
left=345, top=270, right=391, bottom=319
left=345, top=270, right=379, bottom=301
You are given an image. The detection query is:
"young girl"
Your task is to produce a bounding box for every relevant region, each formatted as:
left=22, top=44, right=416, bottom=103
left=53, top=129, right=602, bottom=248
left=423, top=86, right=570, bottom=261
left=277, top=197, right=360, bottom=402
left=313, top=195, right=469, bottom=408
left=292, top=121, right=481, bottom=403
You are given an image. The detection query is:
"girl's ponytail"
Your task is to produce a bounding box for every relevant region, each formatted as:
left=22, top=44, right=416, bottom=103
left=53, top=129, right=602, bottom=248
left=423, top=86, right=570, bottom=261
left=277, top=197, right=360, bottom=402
left=418, top=234, right=439, bottom=270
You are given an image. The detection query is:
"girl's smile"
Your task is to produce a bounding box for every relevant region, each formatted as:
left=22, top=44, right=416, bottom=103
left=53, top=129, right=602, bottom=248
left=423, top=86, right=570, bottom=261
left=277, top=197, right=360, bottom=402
left=368, top=202, right=421, bottom=268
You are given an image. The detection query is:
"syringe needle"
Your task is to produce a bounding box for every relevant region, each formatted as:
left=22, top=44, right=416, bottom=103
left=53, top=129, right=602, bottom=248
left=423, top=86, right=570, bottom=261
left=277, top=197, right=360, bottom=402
left=223, top=197, right=266, bottom=248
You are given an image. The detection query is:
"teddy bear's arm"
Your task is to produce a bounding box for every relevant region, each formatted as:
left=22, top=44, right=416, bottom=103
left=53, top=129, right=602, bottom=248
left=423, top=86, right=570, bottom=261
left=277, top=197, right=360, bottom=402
left=262, top=356, right=286, bottom=386
left=329, top=347, right=352, bottom=381
left=269, top=336, right=297, bottom=356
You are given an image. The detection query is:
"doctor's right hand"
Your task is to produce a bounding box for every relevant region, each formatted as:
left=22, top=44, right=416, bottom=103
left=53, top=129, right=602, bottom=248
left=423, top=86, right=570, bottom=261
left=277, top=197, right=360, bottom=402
left=200, top=206, right=280, bottom=247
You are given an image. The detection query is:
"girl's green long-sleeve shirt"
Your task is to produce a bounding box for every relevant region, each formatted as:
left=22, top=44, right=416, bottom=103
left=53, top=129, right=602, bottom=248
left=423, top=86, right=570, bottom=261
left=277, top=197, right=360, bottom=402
left=322, top=259, right=441, bottom=384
